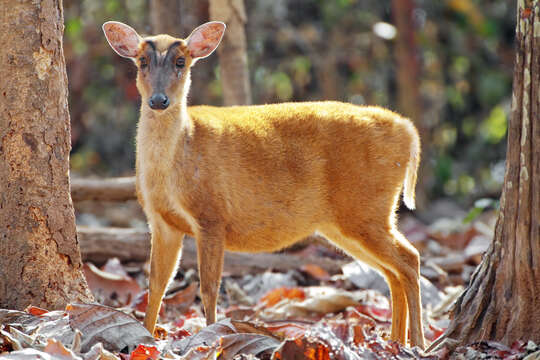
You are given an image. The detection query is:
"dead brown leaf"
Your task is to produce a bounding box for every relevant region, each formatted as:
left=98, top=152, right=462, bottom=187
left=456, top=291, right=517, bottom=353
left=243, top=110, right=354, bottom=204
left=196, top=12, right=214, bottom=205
left=258, top=287, right=306, bottom=308
left=272, top=337, right=331, bottom=360
left=300, top=264, right=330, bottom=281
left=262, top=320, right=312, bottom=339
left=217, top=333, right=280, bottom=360
left=43, top=338, right=80, bottom=360
left=163, top=282, right=198, bottom=311
left=170, top=318, right=238, bottom=356
left=67, top=303, right=154, bottom=353
left=83, top=263, right=141, bottom=306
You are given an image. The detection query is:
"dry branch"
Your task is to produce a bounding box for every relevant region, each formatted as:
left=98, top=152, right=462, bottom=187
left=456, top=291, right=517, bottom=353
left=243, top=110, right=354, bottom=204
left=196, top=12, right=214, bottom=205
left=71, top=177, right=136, bottom=202
left=77, top=227, right=347, bottom=275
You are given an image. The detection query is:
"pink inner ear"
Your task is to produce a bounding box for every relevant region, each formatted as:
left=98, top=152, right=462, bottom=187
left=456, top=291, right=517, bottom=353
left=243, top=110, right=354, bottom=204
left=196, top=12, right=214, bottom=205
left=188, top=23, right=225, bottom=58
left=104, top=23, right=140, bottom=58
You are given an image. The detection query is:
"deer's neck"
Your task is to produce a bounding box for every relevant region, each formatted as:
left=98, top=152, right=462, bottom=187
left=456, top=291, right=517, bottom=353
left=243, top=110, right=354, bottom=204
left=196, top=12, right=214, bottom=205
left=137, top=98, right=191, bottom=171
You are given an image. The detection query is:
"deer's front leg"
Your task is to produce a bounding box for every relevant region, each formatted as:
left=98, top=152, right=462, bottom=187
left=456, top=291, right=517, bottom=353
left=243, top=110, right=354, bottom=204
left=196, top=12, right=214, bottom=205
left=143, top=219, right=184, bottom=334
left=196, top=226, right=225, bottom=325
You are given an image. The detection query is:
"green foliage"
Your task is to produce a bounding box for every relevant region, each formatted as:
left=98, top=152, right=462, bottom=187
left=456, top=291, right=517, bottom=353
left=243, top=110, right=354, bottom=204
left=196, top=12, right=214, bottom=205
left=434, top=155, right=453, bottom=188
left=477, top=71, right=511, bottom=107
left=463, top=198, right=498, bottom=223
left=271, top=72, right=294, bottom=101
left=64, top=0, right=515, bottom=201
left=66, top=17, right=87, bottom=55
left=480, top=105, right=508, bottom=144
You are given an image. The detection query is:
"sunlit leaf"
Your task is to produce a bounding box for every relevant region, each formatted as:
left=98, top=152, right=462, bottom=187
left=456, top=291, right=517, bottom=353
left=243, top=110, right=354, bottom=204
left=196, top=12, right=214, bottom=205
left=259, top=287, right=306, bottom=308
left=480, top=105, right=507, bottom=144
left=129, top=344, right=160, bottom=360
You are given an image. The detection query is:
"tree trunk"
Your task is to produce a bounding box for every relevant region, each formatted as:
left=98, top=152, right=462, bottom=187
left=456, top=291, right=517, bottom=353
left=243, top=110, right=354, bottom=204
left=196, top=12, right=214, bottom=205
left=430, top=0, right=540, bottom=350
left=391, top=0, right=430, bottom=210
left=209, top=0, right=252, bottom=105
left=150, top=0, right=182, bottom=36
left=392, top=0, right=422, bottom=127
left=0, top=0, right=93, bottom=310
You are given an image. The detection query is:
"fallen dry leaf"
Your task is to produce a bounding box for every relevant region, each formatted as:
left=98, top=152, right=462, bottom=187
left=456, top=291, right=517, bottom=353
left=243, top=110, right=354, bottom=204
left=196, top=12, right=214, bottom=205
left=67, top=303, right=155, bottom=353
left=428, top=218, right=478, bottom=250
left=354, top=304, right=391, bottom=322
left=170, top=318, right=238, bottom=356
left=230, top=320, right=280, bottom=339
left=217, top=333, right=280, bottom=359
left=224, top=305, right=256, bottom=320
left=262, top=320, right=311, bottom=339
left=83, top=262, right=141, bottom=306
left=342, top=307, right=378, bottom=327
left=43, top=338, right=81, bottom=360
left=83, top=342, right=120, bottom=360
left=260, top=287, right=361, bottom=320
left=0, top=348, right=60, bottom=360
left=25, top=306, right=49, bottom=317
left=129, top=344, right=160, bottom=360
left=163, top=282, right=198, bottom=309
left=300, top=264, right=330, bottom=281
left=273, top=337, right=331, bottom=360
left=0, top=309, right=45, bottom=330
left=101, top=258, right=130, bottom=277
left=259, top=287, right=306, bottom=308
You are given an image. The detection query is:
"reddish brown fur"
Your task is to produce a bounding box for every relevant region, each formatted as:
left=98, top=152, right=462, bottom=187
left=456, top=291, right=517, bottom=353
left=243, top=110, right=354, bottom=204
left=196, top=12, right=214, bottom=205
left=103, top=21, right=425, bottom=349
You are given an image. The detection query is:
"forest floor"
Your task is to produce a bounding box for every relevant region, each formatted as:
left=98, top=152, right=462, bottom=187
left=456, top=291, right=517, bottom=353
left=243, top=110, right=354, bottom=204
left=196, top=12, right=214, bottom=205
left=1, top=200, right=539, bottom=359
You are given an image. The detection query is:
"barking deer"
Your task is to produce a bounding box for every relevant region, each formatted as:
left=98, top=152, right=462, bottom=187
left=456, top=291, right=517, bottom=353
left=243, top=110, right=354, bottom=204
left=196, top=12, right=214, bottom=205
left=103, top=21, right=425, bottom=348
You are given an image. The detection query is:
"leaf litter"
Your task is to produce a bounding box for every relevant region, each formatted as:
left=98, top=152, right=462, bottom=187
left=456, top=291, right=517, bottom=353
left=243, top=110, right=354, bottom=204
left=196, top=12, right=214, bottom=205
left=2, top=213, right=539, bottom=359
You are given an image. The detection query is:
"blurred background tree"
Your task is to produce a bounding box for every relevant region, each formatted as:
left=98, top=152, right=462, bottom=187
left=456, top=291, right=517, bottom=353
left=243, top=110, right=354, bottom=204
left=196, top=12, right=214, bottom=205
left=64, top=0, right=515, bottom=211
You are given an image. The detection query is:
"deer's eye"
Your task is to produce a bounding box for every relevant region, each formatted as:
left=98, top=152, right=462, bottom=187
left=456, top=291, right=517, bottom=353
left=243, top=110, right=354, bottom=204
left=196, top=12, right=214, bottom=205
left=175, top=57, right=185, bottom=68
left=139, top=57, right=148, bottom=68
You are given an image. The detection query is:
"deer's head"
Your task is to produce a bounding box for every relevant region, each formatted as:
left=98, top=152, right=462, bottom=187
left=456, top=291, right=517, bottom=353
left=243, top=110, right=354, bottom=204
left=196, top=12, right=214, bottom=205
left=103, top=21, right=225, bottom=111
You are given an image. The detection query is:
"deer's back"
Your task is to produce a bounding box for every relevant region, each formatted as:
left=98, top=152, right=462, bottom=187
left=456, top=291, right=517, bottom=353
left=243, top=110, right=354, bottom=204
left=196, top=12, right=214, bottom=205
left=172, top=102, right=416, bottom=251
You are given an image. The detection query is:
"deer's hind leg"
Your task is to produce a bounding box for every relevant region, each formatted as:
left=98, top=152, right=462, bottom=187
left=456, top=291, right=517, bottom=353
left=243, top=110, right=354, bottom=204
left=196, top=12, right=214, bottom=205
left=323, top=224, right=425, bottom=349
left=387, top=228, right=425, bottom=349
left=384, top=269, right=408, bottom=343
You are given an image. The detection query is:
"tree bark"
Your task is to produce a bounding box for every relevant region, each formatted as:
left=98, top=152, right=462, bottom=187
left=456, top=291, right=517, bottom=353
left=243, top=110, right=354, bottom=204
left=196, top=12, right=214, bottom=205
left=150, top=0, right=182, bottom=36
left=392, top=0, right=422, bottom=128
left=429, top=0, right=540, bottom=350
left=391, top=0, right=430, bottom=210
left=209, top=0, right=252, bottom=105
left=0, top=0, right=93, bottom=310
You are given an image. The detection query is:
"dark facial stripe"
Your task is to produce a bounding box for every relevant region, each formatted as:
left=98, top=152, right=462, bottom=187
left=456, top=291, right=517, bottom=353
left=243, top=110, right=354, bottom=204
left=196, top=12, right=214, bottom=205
left=144, top=40, right=157, bottom=66
left=144, top=40, right=184, bottom=96
left=145, top=40, right=156, bottom=51
left=167, top=41, right=181, bottom=52
left=164, top=41, right=182, bottom=63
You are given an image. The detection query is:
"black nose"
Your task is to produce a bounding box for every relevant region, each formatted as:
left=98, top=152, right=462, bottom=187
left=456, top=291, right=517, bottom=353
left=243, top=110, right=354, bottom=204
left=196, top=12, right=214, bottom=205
left=148, top=93, right=170, bottom=110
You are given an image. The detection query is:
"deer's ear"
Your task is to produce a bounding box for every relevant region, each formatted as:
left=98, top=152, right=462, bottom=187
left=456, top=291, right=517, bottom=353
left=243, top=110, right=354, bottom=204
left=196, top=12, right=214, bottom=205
left=103, top=21, right=141, bottom=58
left=186, top=21, right=226, bottom=60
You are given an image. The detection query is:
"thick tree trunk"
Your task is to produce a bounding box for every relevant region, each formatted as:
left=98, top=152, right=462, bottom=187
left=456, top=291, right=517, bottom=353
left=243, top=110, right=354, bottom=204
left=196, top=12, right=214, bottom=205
left=430, top=0, right=540, bottom=350
left=392, top=0, right=430, bottom=210
left=209, top=0, right=252, bottom=105
left=149, top=0, right=182, bottom=36
left=0, top=0, right=93, bottom=310
left=392, top=0, right=422, bottom=128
